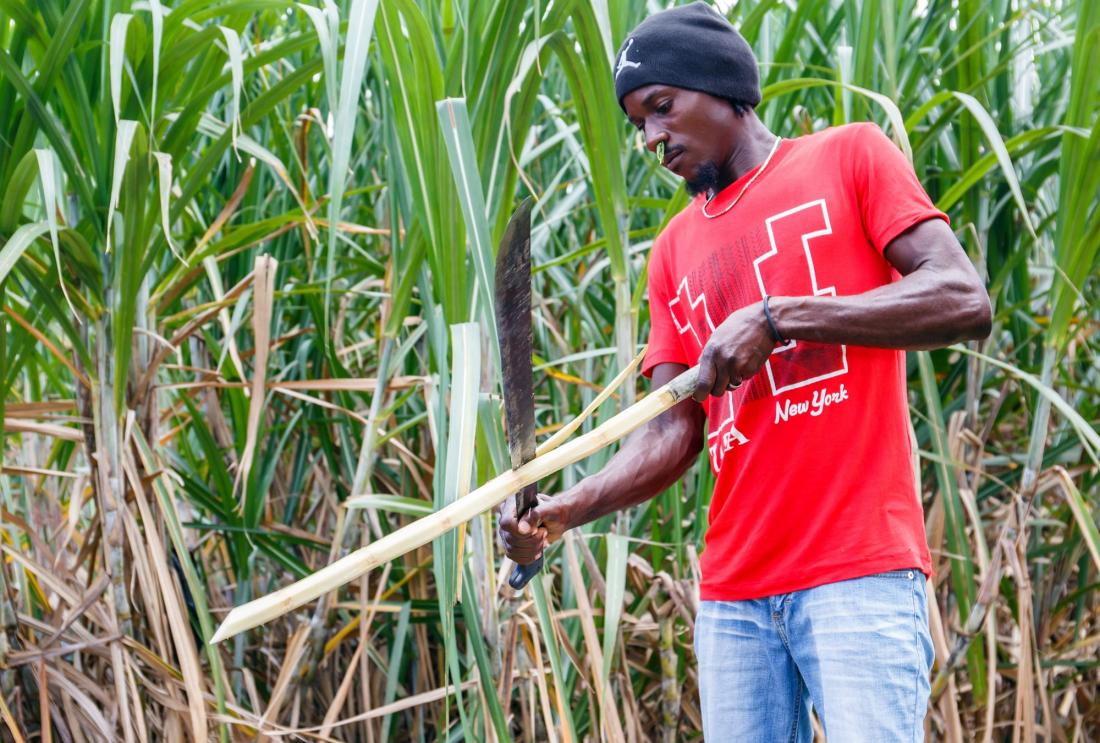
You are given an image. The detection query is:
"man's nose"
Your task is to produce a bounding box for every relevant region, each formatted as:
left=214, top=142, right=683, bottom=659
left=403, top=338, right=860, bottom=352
left=645, top=129, right=668, bottom=153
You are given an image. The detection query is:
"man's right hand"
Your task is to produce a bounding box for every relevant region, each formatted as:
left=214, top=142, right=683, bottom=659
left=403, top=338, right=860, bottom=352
left=497, top=493, right=573, bottom=564
left=495, top=363, right=704, bottom=568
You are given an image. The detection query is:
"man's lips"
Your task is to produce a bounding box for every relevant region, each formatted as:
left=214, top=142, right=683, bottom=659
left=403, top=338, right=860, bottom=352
left=663, top=149, right=684, bottom=170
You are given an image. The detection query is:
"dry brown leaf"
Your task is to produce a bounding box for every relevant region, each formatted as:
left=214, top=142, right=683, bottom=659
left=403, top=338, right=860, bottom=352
left=563, top=533, right=626, bottom=743
left=133, top=268, right=257, bottom=406
left=0, top=688, right=26, bottom=743
left=2, top=305, right=90, bottom=388
left=3, top=420, right=84, bottom=442
left=236, top=254, right=278, bottom=499
left=43, top=664, right=114, bottom=740
left=122, top=453, right=210, bottom=740
left=274, top=387, right=368, bottom=425
left=156, top=375, right=427, bottom=393
left=258, top=622, right=311, bottom=737
left=4, top=400, right=77, bottom=416
left=0, top=464, right=78, bottom=479
left=311, top=217, right=392, bottom=235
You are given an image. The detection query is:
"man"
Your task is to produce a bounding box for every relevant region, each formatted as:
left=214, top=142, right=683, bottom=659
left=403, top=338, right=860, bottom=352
left=498, top=3, right=991, bottom=740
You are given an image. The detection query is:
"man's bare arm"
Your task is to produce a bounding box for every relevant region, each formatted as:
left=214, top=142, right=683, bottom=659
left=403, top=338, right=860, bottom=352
left=771, top=218, right=991, bottom=349
left=497, top=362, right=704, bottom=563
left=691, top=218, right=992, bottom=399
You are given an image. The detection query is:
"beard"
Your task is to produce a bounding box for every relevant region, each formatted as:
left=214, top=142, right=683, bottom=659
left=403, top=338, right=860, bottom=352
left=685, top=161, right=720, bottom=197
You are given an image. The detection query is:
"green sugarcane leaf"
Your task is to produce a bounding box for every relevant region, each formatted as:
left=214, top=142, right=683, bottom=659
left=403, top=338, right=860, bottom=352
left=951, top=91, right=1037, bottom=239
left=325, top=0, right=381, bottom=335
left=105, top=120, right=138, bottom=255
left=436, top=98, right=499, bottom=356
left=601, top=532, right=629, bottom=684
left=0, top=222, right=50, bottom=285
left=109, top=13, right=134, bottom=123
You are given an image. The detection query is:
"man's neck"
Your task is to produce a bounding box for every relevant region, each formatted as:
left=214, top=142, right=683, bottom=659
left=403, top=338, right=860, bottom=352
left=715, top=114, right=778, bottom=193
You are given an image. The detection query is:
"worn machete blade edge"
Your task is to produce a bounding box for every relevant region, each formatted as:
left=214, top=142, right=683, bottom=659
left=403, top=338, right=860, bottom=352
left=494, top=197, right=537, bottom=519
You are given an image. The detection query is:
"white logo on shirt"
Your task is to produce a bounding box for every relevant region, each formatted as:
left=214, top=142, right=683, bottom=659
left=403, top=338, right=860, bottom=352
left=666, top=278, right=750, bottom=467
left=615, top=38, right=641, bottom=79
left=668, top=276, right=715, bottom=348
left=774, top=383, right=850, bottom=424
left=755, top=199, right=849, bottom=395
left=708, top=391, right=750, bottom=471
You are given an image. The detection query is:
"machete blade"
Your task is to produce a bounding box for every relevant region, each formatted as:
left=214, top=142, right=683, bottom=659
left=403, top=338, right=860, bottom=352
left=494, top=198, right=543, bottom=589
left=495, top=197, right=536, bottom=514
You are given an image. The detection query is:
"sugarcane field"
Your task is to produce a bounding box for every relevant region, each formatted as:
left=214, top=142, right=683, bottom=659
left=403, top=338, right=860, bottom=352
left=2, top=0, right=1099, bottom=740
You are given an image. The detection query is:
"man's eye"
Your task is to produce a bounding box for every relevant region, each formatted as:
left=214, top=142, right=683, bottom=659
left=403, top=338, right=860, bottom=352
left=656, top=101, right=671, bottom=114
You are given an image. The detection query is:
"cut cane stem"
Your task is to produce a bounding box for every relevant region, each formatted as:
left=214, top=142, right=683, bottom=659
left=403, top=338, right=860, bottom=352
left=210, top=366, right=699, bottom=643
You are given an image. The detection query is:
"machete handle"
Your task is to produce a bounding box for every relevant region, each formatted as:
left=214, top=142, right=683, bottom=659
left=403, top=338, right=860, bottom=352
left=508, top=556, right=543, bottom=590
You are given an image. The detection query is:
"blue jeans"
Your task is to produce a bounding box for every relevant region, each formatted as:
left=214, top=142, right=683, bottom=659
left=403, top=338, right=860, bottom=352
left=694, top=569, right=934, bottom=742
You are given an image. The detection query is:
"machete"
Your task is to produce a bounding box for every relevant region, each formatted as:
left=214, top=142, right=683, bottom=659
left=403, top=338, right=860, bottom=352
left=495, top=197, right=543, bottom=590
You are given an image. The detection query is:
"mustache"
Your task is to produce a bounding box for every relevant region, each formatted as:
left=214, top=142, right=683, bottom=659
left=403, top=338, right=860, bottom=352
left=662, top=145, right=685, bottom=166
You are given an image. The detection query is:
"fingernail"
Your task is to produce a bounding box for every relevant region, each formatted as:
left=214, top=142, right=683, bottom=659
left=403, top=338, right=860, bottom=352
left=518, top=522, right=529, bottom=534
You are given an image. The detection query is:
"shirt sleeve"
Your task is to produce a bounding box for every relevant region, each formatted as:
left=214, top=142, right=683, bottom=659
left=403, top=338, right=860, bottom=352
left=850, top=123, right=949, bottom=255
left=641, top=235, right=690, bottom=378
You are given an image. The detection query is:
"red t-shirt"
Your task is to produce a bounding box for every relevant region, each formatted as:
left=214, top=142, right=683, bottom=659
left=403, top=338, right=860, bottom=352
left=643, top=122, right=940, bottom=600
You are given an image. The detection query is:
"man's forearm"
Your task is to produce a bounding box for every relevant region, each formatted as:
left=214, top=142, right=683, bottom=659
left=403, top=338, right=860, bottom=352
left=770, top=267, right=990, bottom=350
left=558, top=404, right=703, bottom=529
left=769, top=222, right=992, bottom=351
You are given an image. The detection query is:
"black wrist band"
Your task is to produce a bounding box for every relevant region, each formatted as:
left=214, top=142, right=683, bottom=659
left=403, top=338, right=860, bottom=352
left=763, top=295, right=790, bottom=345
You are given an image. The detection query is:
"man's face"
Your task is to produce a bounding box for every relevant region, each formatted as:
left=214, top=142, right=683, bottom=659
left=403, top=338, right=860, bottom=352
left=623, top=84, right=735, bottom=195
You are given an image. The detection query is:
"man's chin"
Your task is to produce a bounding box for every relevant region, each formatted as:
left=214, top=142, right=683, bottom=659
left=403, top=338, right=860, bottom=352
left=685, top=161, right=720, bottom=197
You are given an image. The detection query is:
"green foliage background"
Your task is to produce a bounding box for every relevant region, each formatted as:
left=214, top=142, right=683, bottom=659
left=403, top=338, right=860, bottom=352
left=0, top=0, right=1097, bottom=740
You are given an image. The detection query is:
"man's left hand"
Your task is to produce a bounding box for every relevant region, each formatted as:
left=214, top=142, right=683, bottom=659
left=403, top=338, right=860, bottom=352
left=692, top=302, right=775, bottom=402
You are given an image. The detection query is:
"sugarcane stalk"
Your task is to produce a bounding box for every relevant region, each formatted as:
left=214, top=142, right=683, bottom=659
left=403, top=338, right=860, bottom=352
left=210, top=366, right=700, bottom=643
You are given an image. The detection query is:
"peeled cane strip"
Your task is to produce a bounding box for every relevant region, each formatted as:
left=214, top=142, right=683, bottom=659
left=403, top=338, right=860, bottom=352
left=210, top=366, right=699, bottom=643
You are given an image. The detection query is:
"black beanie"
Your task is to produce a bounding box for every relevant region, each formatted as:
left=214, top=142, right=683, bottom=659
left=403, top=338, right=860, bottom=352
left=613, top=2, right=761, bottom=111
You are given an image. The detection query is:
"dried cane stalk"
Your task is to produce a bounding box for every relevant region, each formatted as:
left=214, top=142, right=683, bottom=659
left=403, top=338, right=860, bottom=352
left=210, top=366, right=700, bottom=643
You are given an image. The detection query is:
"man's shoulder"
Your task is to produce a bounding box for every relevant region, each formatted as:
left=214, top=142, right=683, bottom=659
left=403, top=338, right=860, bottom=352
left=796, top=121, right=885, bottom=149
left=789, top=123, right=902, bottom=179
